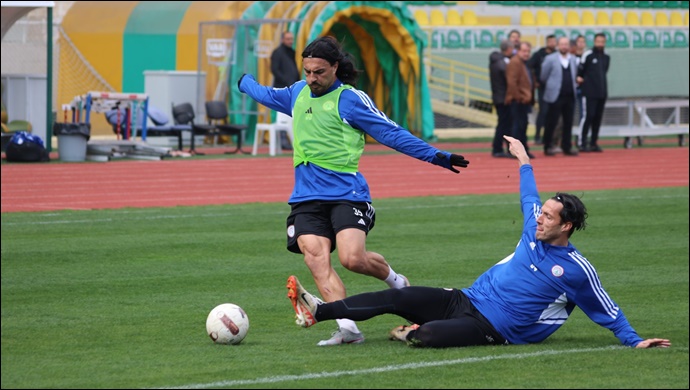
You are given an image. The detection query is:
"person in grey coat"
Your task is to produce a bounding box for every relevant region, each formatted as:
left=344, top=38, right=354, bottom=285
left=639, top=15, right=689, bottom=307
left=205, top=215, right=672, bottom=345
left=540, top=37, right=580, bottom=156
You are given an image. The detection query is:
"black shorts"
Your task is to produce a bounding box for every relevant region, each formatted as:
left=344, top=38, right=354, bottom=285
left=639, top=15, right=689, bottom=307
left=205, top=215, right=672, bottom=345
left=286, top=200, right=376, bottom=254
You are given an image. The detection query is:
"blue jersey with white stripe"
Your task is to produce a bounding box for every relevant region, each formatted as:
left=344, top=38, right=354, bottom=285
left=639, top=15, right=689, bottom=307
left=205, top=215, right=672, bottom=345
left=238, top=74, right=455, bottom=203
left=462, top=165, right=644, bottom=347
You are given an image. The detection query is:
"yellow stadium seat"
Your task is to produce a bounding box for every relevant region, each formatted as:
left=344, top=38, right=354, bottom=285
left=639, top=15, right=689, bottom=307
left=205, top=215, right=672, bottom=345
left=462, top=9, right=478, bottom=25
left=582, top=10, right=595, bottom=25
left=640, top=11, right=654, bottom=26
left=430, top=9, right=446, bottom=26
left=447, top=9, right=463, bottom=25
left=521, top=10, right=535, bottom=26
left=596, top=11, right=610, bottom=25
left=552, top=10, right=566, bottom=26
left=669, top=11, right=683, bottom=26
left=414, top=10, right=430, bottom=27
left=626, top=11, right=640, bottom=26
left=655, top=12, right=670, bottom=26
left=566, top=10, right=581, bottom=26
left=611, top=11, right=625, bottom=26
left=685, top=11, right=689, bottom=26
left=536, top=9, right=550, bottom=26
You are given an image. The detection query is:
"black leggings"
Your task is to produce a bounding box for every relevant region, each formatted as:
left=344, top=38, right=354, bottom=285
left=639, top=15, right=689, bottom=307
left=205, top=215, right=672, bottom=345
left=315, top=287, right=507, bottom=348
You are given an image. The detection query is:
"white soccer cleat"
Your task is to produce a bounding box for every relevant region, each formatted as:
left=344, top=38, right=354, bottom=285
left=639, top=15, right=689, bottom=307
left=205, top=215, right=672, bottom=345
left=286, top=275, right=322, bottom=328
left=317, top=328, right=365, bottom=346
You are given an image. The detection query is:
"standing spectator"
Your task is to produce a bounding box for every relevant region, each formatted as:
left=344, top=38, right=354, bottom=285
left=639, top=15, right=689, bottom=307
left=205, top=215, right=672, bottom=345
left=571, top=35, right=587, bottom=139
left=270, top=31, right=301, bottom=150
left=489, top=39, right=514, bottom=158
left=540, top=37, right=579, bottom=156
left=505, top=41, right=535, bottom=158
left=577, top=33, right=610, bottom=152
left=508, top=29, right=521, bottom=55
left=528, top=34, right=557, bottom=145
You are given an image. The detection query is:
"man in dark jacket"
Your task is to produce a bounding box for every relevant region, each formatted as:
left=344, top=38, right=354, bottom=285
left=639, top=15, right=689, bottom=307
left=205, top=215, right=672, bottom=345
left=528, top=34, right=556, bottom=145
left=577, top=33, right=610, bottom=152
left=489, top=40, right=514, bottom=157
left=505, top=41, right=535, bottom=158
left=270, top=31, right=300, bottom=150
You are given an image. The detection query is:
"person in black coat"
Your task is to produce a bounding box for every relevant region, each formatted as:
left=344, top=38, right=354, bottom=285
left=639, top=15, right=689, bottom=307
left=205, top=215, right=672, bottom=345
left=489, top=40, right=514, bottom=157
left=270, top=31, right=300, bottom=150
left=577, top=33, right=610, bottom=152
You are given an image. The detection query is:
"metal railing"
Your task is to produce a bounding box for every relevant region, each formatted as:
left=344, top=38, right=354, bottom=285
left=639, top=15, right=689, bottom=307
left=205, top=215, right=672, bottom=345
left=427, top=54, right=493, bottom=111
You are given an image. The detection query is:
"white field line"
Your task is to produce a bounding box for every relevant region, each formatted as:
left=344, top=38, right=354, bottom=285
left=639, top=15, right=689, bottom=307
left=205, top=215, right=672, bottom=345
left=156, top=345, right=686, bottom=389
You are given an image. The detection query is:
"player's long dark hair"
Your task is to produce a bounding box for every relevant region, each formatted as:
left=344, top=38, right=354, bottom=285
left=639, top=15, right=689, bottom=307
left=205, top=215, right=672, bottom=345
left=552, top=192, right=588, bottom=237
left=301, top=36, right=361, bottom=86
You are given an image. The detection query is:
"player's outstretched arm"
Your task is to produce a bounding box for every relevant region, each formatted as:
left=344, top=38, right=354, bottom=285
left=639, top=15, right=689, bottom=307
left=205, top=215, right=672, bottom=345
left=435, top=152, right=469, bottom=174
left=635, top=338, right=671, bottom=348
left=504, top=135, right=530, bottom=166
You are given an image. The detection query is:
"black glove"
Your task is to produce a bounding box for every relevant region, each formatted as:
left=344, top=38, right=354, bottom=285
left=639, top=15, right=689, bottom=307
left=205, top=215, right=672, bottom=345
left=436, top=152, right=469, bottom=174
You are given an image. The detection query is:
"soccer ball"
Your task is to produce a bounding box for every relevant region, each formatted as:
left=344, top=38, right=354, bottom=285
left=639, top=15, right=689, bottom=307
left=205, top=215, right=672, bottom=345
left=206, top=303, right=249, bottom=345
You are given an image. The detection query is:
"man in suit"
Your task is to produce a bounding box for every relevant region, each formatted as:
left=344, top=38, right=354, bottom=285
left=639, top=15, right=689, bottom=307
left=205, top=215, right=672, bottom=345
left=505, top=41, right=535, bottom=158
left=540, top=37, right=579, bottom=156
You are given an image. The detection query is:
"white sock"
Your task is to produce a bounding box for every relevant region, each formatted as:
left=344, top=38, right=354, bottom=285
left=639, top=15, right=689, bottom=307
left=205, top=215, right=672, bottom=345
left=384, top=268, right=407, bottom=289
left=336, top=318, right=360, bottom=334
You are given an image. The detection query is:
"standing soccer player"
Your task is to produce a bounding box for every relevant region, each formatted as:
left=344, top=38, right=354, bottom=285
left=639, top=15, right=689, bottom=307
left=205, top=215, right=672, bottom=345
left=238, top=36, right=469, bottom=346
left=285, top=136, right=670, bottom=350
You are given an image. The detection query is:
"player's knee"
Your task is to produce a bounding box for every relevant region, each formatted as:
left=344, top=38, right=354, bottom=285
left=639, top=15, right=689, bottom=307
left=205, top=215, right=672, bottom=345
left=339, top=254, right=367, bottom=273
left=409, top=325, right=435, bottom=348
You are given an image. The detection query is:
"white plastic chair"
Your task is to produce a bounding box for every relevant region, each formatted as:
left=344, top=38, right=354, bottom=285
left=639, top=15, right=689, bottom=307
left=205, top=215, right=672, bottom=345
left=252, top=111, right=293, bottom=156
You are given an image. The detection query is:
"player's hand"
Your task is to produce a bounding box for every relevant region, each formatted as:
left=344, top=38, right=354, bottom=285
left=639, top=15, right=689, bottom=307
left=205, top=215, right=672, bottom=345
left=436, top=152, right=469, bottom=174
left=237, top=74, right=247, bottom=91
left=635, top=338, right=671, bottom=348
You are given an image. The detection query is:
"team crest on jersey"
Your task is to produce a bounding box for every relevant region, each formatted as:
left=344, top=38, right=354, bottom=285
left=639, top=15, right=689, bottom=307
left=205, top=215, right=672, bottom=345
left=551, top=265, right=564, bottom=277
left=322, top=101, right=335, bottom=111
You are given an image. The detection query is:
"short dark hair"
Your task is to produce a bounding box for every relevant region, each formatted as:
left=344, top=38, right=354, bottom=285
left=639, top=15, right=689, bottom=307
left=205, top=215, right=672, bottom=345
left=595, top=32, right=606, bottom=40
left=301, top=36, right=361, bottom=85
left=546, top=34, right=556, bottom=40
left=551, top=192, right=588, bottom=237
left=509, top=29, right=521, bottom=38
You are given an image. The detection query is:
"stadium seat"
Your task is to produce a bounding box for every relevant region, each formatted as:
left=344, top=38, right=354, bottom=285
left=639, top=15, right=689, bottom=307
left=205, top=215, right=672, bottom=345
left=520, top=10, right=535, bottom=26
left=655, top=12, right=670, bottom=26
left=636, top=1, right=654, bottom=7
left=584, top=29, right=597, bottom=46
left=640, top=11, right=655, bottom=27
left=611, top=11, right=625, bottom=26
left=643, top=30, right=660, bottom=47
left=462, top=9, right=479, bottom=25
left=686, top=11, right=689, bottom=26
left=632, top=30, right=644, bottom=47
left=566, top=10, right=581, bottom=26
left=607, top=1, right=625, bottom=7
left=569, top=28, right=584, bottom=41
left=596, top=11, right=611, bottom=26
left=626, top=11, right=641, bottom=26
left=669, top=11, right=683, bottom=26
left=414, top=10, right=430, bottom=27
left=447, top=9, right=463, bottom=25
left=651, top=0, right=669, bottom=8
left=661, top=30, right=674, bottom=47
left=552, top=10, right=566, bottom=26
left=621, top=0, right=638, bottom=7
left=536, top=10, right=550, bottom=26
left=593, top=1, right=609, bottom=6
left=613, top=30, right=631, bottom=48
left=582, top=10, right=595, bottom=25
left=474, top=30, right=495, bottom=48
left=554, top=28, right=568, bottom=39
left=430, top=9, right=446, bottom=26
left=674, top=30, right=689, bottom=47
left=578, top=1, right=595, bottom=6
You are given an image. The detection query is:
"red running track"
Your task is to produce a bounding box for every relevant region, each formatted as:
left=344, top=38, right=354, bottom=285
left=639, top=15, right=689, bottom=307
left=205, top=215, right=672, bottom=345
left=1, top=144, right=688, bottom=213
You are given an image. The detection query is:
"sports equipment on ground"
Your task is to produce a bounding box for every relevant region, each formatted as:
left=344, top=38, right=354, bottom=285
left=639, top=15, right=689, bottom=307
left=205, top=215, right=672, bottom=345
left=206, top=303, right=249, bottom=345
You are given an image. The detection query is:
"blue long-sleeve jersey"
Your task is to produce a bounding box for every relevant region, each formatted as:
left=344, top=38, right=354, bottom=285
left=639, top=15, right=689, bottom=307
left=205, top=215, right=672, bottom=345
left=238, top=74, right=456, bottom=203
left=462, top=164, right=644, bottom=347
